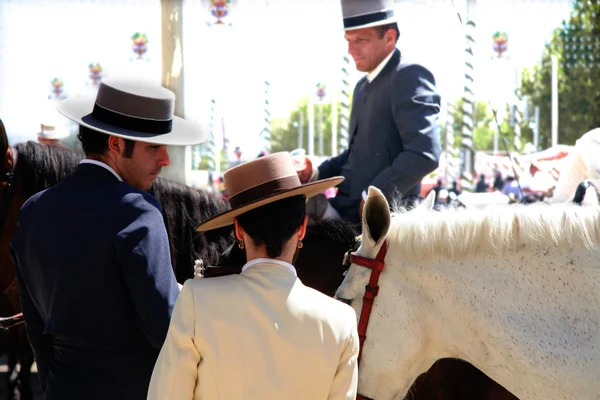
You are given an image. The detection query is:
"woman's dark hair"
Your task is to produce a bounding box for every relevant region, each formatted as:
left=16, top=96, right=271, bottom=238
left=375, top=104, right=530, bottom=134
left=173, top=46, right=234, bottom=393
left=237, top=195, right=306, bottom=258
left=77, top=125, right=135, bottom=157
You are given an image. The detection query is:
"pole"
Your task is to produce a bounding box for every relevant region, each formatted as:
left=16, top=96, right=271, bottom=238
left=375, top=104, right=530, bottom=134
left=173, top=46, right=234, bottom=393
left=298, top=112, right=304, bottom=150
left=159, top=0, right=186, bottom=184
left=551, top=54, right=558, bottom=147
left=318, top=102, right=323, bottom=156
left=331, top=92, right=338, bottom=156
left=533, top=106, right=540, bottom=150
left=308, top=94, right=315, bottom=156
left=493, top=116, right=499, bottom=155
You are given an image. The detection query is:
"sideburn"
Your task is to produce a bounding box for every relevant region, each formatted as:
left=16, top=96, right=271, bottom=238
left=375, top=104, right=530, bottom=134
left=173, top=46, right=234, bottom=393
left=123, top=139, right=136, bottom=158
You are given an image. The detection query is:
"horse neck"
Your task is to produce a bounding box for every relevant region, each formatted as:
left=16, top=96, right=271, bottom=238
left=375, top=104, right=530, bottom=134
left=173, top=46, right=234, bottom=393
left=385, top=243, right=600, bottom=399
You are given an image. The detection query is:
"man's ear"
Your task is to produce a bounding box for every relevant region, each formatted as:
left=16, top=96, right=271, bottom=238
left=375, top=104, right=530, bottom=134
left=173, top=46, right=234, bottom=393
left=107, top=135, right=124, bottom=156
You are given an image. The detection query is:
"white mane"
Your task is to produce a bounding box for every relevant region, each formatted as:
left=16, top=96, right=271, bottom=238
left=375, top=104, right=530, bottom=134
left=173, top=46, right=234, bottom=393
left=388, top=202, right=600, bottom=262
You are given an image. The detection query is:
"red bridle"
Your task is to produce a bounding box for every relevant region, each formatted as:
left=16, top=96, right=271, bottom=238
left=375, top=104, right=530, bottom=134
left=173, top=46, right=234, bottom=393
left=348, top=239, right=389, bottom=400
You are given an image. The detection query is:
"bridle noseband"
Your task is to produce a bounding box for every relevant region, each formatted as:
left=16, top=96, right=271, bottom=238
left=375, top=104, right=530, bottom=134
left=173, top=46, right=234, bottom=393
left=346, top=239, right=389, bottom=400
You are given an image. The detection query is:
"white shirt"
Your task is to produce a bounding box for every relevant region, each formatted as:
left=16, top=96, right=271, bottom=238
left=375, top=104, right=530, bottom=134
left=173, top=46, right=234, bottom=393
left=367, top=49, right=395, bottom=83
left=80, top=159, right=123, bottom=182
left=242, top=258, right=297, bottom=277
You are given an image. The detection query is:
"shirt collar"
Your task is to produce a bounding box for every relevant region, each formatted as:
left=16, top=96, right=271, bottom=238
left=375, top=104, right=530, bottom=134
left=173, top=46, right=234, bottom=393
left=79, top=159, right=123, bottom=182
left=367, top=49, right=395, bottom=83
left=242, top=258, right=297, bottom=276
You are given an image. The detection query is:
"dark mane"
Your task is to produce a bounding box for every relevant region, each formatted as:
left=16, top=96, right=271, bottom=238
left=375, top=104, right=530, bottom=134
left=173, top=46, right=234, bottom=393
left=304, top=219, right=358, bottom=247
left=148, top=178, right=233, bottom=282
left=14, top=141, right=83, bottom=199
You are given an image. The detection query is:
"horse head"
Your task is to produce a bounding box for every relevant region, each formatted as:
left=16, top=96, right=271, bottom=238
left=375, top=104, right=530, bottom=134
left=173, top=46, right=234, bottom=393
left=335, top=188, right=439, bottom=399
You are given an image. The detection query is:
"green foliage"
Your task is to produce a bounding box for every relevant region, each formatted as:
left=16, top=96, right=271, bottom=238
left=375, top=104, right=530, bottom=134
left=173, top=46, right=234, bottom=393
left=520, top=0, right=600, bottom=147
left=270, top=95, right=349, bottom=155
left=195, top=147, right=228, bottom=171
left=442, top=99, right=521, bottom=153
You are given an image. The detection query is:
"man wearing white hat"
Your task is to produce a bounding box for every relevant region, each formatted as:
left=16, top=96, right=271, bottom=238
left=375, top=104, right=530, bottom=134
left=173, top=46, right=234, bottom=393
left=299, top=0, right=441, bottom=224
left=37, top=122, right=70, bottom=146
left=10, top=78, right=205, bottom=399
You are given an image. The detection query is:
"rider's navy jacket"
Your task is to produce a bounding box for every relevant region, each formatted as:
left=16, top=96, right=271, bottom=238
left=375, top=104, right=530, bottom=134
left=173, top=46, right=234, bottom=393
left=318, top=48, right=442, bottom=223
left=10, top=163, right=179, bottom=400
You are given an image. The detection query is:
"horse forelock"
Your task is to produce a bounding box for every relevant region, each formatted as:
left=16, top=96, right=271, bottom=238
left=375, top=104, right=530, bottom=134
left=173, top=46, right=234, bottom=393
left=14, top=141, right=83, bottom=198
left=387, top=203, right=600, bottom=263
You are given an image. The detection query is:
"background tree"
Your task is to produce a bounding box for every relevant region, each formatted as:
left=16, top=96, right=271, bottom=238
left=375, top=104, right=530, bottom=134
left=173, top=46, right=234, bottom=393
left=270, top=95, right=349, bottom=156
left=442, top=99, right=518, bottom=154
left=520, top=0, right=600, bottom=147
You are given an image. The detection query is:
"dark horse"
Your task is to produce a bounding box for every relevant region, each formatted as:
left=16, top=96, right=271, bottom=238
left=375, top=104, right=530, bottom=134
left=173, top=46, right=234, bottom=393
left=0, top=130, right=517, bottom=399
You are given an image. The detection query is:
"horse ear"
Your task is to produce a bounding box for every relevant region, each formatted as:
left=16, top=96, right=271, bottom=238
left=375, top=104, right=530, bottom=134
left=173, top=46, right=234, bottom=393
left=581, top=180, right=600, bottom=206
left=363, top=186, right=391, bottom=245
left=422, top=190, right=436, bottom=210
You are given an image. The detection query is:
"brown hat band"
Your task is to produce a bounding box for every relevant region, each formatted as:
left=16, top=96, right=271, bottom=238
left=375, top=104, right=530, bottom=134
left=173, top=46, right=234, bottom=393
left=229, top=175, right=302, bottom=209
left=92, top=103, right=173, bottom=134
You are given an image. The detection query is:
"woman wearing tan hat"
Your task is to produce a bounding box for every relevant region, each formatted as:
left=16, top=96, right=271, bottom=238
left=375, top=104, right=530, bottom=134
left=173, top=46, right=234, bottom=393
left=148, top=152, right=358, bottom=400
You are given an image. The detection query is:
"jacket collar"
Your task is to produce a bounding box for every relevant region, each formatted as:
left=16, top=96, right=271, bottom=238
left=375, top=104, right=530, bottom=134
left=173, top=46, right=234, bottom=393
left=74, top=162, right=122, bottom=181
left=367, top=48, right=401, bottom=84
left=241, top=258, right=297, bottom=277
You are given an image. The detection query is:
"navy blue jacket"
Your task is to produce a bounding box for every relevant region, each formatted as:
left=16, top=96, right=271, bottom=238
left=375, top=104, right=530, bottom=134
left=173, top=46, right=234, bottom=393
left=319, top=49, right=442, bottom=222
left=10, top=163, right=180, bottom=399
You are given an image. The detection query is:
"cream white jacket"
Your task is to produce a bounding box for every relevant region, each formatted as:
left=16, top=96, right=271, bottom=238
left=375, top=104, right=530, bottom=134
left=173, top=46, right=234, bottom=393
left=148, top=260, right=359, bottom=399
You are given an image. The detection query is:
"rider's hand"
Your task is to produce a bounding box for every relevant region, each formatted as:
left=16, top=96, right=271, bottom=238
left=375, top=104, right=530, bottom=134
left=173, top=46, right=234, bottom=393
left=297, top=157, right=313, bottom=183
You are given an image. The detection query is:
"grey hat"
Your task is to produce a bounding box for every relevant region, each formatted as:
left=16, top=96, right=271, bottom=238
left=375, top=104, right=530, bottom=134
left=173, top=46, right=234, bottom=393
left=341, top=0, right=396, bottom=31
left=57, top=77, right=206, bottom=146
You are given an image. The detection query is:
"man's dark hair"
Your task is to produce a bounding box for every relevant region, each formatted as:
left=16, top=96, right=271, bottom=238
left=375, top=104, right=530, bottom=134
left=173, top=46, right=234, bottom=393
left=78, top=125, right=135, bottom=158
left=373, top=22, right=400, bottom=44
left=237, top=195, right=306, bottom=258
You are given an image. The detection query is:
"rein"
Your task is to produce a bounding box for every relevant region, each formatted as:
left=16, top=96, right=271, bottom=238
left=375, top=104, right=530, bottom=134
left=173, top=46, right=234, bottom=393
left=0, top=148, right=23, bottom=329
left=348, top=239, right=389, bottom=400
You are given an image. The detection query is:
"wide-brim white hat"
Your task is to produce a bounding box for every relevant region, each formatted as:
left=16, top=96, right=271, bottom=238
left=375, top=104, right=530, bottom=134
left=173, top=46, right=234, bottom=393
left=57, top=77, right=206, bottom=146
left=38, top=123, right=70, bottom=140
left=341, top=0, right=397, bottom=31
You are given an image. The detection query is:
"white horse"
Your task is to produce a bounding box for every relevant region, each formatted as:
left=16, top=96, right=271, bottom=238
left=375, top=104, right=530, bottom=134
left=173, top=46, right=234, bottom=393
left=552, top=128, right=600, bottom=203
left=336, top=187, right=600, bottom=400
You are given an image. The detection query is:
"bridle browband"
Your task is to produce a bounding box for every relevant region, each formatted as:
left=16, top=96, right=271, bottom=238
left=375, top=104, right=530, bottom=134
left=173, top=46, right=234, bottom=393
left=345, top=239, right=389, bottom=400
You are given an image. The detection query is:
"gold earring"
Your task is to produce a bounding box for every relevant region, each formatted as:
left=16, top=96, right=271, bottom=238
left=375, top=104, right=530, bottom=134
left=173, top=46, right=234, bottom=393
left=297, top=240, right=303, bottom=249
left=238, top=240, right=244, bottom=250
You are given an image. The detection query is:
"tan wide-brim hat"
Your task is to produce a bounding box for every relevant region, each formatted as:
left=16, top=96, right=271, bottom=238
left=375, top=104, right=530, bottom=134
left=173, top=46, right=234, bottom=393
left=57, top=77, right=206, bottom=146
left=196, top=152, right=344, bottom=232
left=341, top=0, right=396, bottom=31
left=38, top=123, right=70, bottom=140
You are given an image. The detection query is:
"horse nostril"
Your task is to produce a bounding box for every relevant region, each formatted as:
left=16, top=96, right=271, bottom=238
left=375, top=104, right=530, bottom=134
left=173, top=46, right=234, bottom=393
left=338, top=298, right=352, bottom=305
